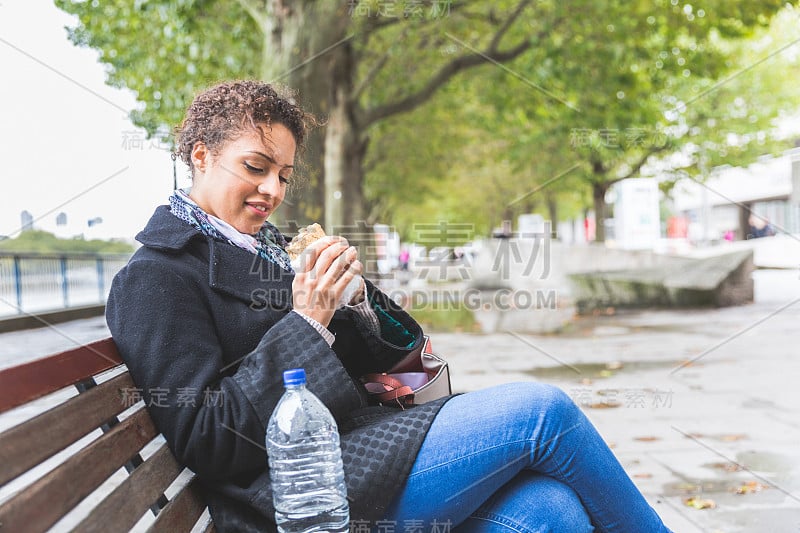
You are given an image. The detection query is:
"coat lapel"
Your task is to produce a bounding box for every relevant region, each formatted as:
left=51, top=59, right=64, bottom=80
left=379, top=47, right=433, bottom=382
left=207, top=239, right=294, bottom=310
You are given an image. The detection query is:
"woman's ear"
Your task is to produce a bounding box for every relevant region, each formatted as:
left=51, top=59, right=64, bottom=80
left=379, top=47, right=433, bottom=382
left=191, top=142, right=209, bottom=173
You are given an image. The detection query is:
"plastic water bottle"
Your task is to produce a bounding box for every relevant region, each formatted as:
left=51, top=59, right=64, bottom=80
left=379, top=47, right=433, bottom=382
left=266, top=368, right=350, bottom=533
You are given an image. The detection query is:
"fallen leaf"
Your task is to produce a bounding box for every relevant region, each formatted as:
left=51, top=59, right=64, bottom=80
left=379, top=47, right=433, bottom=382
left=735, top=481, right=768, bottom=495
left=634, top=473, right=653, bottom=479
left=720, top=434, right=747, bottom=442
left=708, top=462, right=744, bottom=473
left=634, top=436, right=660, bottom=442
left=684, top=496, right=716, bottom=509
left=580, top=378, right=593, bottom=385
left=605, top=361, right=624, bottom=370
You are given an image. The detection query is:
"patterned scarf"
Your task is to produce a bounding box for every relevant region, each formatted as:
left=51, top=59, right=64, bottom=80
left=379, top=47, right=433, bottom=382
left=169, top=189, right=294, bottom=273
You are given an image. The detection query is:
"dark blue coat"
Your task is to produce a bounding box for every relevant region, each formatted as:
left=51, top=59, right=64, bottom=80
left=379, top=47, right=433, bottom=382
left=106, top=206, right=449, bottom=531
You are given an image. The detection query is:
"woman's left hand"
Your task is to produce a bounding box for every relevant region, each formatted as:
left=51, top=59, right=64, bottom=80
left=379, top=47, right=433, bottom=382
left=291, top=236, right=363, bottom=327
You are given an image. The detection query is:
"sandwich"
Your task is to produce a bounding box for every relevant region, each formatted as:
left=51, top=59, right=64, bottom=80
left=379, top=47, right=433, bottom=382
left=285, top=223, right=327, bottom=261
left=286, top=223, right=363, bottom=306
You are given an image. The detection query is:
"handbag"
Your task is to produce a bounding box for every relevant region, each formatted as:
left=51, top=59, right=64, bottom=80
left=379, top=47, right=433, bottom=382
left=361, top=335, right=451, bottom=407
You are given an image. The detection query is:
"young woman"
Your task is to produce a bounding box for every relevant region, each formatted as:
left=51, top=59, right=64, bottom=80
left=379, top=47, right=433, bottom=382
left=107, top=80, right=671, bottom=532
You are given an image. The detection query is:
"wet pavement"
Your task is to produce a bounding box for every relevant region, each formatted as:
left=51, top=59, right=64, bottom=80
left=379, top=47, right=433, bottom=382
left=435, top=269, right=800, bottom=532
left=1, top=269, right=799, bottom=531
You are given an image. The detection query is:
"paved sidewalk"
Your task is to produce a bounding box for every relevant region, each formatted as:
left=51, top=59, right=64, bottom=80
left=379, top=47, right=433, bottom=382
left=1, top=270, right=798, bottom=532
left=434, top=269, right=800, bottom=532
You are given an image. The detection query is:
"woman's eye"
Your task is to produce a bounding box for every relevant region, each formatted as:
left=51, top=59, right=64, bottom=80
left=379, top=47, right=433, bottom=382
left=279, top=175, right=291, bottom=184
left=244, top=162, right=263, bottom=173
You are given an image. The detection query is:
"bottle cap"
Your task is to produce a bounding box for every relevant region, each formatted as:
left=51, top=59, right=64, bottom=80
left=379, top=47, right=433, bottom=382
left=283, top=368, right=306, bottom=386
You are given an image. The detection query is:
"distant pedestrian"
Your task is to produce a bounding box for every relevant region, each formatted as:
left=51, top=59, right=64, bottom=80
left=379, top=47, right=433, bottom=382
left=748, top=214, right=775, bottom=239
left=399, top=247, right=410, bottom=271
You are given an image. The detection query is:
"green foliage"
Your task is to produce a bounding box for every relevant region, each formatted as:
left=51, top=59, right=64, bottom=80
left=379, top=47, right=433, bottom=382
left=407, top=302, right=478, bottom=333
left=0, top=230, right=134, bottom=254
left=54, top=0, right=800, bottom=242
left=364, top=0, right=799, bottom=240
left=55, top=0, right=260, bottom=142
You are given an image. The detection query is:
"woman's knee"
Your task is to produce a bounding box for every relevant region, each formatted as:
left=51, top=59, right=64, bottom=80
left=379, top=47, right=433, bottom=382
left=495, top=382, right=580, bottom=421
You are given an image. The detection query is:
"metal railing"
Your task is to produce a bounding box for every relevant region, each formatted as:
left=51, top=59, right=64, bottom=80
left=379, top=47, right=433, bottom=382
left=0, top=252, right=131, bottom=317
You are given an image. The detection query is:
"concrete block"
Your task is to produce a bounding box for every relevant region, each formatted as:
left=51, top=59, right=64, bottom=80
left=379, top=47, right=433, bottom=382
left=568, top=250, right=754, bottom=313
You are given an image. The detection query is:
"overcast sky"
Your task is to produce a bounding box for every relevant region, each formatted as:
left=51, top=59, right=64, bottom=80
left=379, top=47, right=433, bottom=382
left=0, top=1, right=191, bottom=241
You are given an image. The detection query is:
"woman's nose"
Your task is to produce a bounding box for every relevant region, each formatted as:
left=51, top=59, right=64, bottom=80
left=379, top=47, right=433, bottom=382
left=257, top=172, right=282, bottom=196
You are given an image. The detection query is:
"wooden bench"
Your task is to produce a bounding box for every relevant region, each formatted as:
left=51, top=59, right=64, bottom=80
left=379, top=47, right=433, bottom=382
left=0, top=337, right=215, bottom=532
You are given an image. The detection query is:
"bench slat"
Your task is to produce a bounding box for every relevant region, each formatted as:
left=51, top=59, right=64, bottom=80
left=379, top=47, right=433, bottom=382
left=0, top=336, right=214, bottom=532
left=0, top=372, right=135, bottom=486
left=146, top=476, right=207, bottom=533
left=71, top=444, right=183, bottom=533
left=0, top=338, right=122, bottom=414
left=201, top=518, right=217, bottom=533
left=0, top=406, right=157, bottom=533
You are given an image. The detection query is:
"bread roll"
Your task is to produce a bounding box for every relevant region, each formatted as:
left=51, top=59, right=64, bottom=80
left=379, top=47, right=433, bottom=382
left=286, top=223, right=326, bottom=261
left=286, top=223, right=362, bottom=307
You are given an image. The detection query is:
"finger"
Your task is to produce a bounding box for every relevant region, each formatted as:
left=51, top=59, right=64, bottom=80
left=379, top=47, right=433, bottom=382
left=346, top=259, right=363, bottom=279
left=302, top=240, right=348, bottom=277
left=292, top=236, right=346, bottom=273
left=333, top=259, right=362, bottom=292
left=314, top=243, right=352, bottom=280
left=332, top=255, right=362, bottom=285
left=316, top=246, right=354, bottom=286
left=326, top=247, right=360, bottom=283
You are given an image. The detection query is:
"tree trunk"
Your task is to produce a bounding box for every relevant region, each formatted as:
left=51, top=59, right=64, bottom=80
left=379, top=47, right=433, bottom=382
left=324, top=103, right=367, bottom=231
left=261, top=1, right=349, bottom=229
left=592, top=181, right=608, bottom=243
left=545, top=193, right=558, bottom=233
left=324, top=37, right=367, bottom=232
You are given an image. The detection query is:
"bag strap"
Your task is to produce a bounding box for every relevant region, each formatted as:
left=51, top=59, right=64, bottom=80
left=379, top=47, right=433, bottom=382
left=362, top=373, right=403, bottom=389
left=361, top=373, right=415, bottom=407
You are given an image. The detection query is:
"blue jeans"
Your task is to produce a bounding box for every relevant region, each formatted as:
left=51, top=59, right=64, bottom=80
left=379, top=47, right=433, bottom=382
left=383, top=383, right=671, bottom=532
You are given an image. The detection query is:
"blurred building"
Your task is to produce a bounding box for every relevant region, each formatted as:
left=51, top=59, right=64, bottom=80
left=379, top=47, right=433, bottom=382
left=612, top=178, right=661, bottom=250
left=20, top=210, right=34, bottom=232
left=671, top=147, right=800, bottom=242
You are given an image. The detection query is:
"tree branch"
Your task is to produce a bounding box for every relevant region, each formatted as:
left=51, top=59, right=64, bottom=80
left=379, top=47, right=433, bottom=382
left=236, top=0, right=267, bottom=28
left=361, top=0, right=544, bottom=127
left=458, top=8, right=501, bottom=24
left=352, top=28, right=410, bottom=102
left=618, top=144, right=671, bottom=181
left=360, top=14, right=404, bottom=36
left=357, top=0, right=472, bottom=40
left=489, top=0, right=532, bottom=51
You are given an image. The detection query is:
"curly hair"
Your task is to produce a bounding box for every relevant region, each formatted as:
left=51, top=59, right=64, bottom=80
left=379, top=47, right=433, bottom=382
left=173, top=80, right=316, bottom=181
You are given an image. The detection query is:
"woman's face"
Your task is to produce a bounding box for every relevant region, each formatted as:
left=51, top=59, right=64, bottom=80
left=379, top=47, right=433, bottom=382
left=189, top=123, right=296, bottom=234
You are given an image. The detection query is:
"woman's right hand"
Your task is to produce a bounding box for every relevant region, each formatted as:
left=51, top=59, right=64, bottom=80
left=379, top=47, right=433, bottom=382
left=291, top=236, right=363, bottom=327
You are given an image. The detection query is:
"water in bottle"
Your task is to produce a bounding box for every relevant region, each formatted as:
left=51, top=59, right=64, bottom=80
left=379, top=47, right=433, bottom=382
left=266, top=368, right=350, bottom=533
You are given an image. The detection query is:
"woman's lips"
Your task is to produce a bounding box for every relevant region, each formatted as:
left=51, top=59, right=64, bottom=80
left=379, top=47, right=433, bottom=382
left=246, top=202, right=271, bottom=217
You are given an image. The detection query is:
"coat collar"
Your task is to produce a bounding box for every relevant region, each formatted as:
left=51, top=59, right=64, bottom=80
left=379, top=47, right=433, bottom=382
left=138, top=205, right=294, bottom=309
left=136, top=205, right=201, bottom=250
